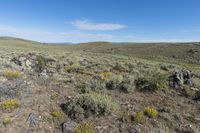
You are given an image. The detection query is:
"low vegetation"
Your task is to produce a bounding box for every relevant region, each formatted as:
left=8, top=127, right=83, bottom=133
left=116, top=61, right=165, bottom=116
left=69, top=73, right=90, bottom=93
left=35, top=55, right=46, bottom=72
left=50, top=92, right=60, bottom=99
left=3, top=117, right=12, bottom=126
left=134, top=111, right=145, bottom=123
left=0, top=99, right=20, bottom=111
left=50, top=110, right=63, bottom=119
left=106, top=75, right=134, bottom=93
left=61, top=92, right=118, bottom=119
left=143, top=107, right=158, bottom=118
left=135, top=73, right=168, bottom=92
left=3, top=69, right=22, bottom=80
left=74, top=122, right=96, bottom=133
left=0, top=38, right=200, bottom=132
left=118, top=110, right=134, bottom=123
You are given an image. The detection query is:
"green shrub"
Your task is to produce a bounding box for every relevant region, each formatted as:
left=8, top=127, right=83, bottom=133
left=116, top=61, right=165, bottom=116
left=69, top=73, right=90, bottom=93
left=113, top=62, right=128, bottom=72
left=106, top=75, right=134, bottom=93
left=0, top=99, right=20, bottom=111
left=135, top=77, right=158, bottom=92
left=118, top=110, right=134, bottom=123
left=99, top=71, right=112, bottom=81
left=50, top=92, right=60, bottom=99
left=134, top=111, right=145, bottom=123
left=36, top=55, right=46, bottom=72
left=143, top=107, right=158, bottom=118
left=50, top=110, right=63, bottom=119
left=64, top=65, right=84, bottom=73
left=3, top=69, right=22, bottom=80
left=3, top=117, right=12, bottom=126
left=61, top=92, right=118, bottom=119
left=106, top=75, right=123, bottom=90
left=74, top=122, right=96, bottom=133
left=181, top=85, right=195, bottom=98
left=135, top=73, right=168, bottom=92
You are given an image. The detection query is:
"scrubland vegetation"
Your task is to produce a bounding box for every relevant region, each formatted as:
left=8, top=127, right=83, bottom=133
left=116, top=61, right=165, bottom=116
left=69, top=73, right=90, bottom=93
left=0, top=37, right=200, bottom=133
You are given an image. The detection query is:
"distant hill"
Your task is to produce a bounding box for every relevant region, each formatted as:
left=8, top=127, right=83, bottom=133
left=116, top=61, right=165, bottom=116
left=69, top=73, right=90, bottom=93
left=1, top=36, right=200, bottom=65
left=68, top=41, right=200, bottom=65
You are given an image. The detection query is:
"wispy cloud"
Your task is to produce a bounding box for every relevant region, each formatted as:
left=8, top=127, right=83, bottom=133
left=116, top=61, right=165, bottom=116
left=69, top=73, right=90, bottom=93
left=0, top=24, right=129, bottom=43
left=71, top=19, right=126, bottom=31
left=1, top=24, right=196, bottom=43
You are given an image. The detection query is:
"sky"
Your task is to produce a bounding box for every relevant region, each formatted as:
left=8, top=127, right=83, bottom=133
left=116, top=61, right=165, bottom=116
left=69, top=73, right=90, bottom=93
left=0, top=0, right=200, bottom=43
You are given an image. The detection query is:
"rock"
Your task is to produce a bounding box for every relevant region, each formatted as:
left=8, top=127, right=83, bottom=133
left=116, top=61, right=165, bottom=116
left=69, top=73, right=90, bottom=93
left=11, top=53, right=57, bottom=76
left=179, top=125, right=196, bottom=133
left=169, top=70, right=193, bottom=88
left=26, top=113, right=39, bottom=128
left=25, top=60, right=32, bottom=69
left=129, top=128, right=140, bottom=133
left=11, top=57, right=22, bottom=66
left=62, top=121, right=77, bottom=133
left=129, top=124, right=142, bottom=133
left=11, top=54, right=34, bottom=70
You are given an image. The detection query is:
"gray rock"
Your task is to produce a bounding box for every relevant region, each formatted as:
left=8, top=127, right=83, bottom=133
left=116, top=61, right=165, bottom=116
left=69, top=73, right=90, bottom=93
left=25, top=60, right=32, bottom=69
left=169, top=70, right=193, bottom=88
left=62, top=121, right=77, bottom=133
left=129, top=125, right=141, bottom=133
left=180, top=125, right=196, bottom=133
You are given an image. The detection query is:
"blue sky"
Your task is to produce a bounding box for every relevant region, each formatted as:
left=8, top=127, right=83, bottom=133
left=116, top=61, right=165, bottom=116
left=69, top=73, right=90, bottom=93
left=0, top=0, right=200, bottom=43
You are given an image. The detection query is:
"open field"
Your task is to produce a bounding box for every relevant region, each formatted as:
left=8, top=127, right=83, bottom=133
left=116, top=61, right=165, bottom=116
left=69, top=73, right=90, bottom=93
left=0, top=37, right=200, bottom=133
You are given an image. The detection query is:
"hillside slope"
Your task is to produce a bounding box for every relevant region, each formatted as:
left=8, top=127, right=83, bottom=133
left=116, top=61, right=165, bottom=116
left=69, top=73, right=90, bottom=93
left=0, top=37, right=200, bottom=133
left=69, top=42, right=200, bottom=65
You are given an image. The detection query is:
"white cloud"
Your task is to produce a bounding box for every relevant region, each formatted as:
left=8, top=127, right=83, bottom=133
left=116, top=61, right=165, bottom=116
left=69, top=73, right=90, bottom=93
left=71, top=19, right=126, bottom=31
left=0, top=24, right=132, bottom=43
left=1, top=24, right=196, bottom=43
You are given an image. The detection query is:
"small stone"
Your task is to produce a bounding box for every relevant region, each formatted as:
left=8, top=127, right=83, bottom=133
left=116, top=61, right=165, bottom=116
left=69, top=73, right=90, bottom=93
left=25, top=60, right=32, bottom=69
left=62, top=121, right=77, bottom=133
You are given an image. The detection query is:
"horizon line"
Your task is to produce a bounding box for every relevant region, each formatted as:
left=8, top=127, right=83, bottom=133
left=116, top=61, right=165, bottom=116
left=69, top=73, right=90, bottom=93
left=0, top=36, right=199, bottom=44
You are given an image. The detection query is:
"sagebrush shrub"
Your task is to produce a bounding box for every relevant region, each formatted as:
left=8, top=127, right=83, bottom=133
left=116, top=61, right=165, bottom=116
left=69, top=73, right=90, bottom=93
left=118, top=110, right=134, bottom=123
left=61, top=92, right=118, bottom=119
left=135, top=73, right=168, bottom=92
left=36, top=55, right=46, bottom=72
left=106, top=75, right=134, bottom=93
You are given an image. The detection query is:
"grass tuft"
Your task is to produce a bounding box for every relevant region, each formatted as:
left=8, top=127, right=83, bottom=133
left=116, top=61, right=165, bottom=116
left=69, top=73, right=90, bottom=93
left=3, top=69, right=22, bottom=80
left=143, top=107, right=158, bottom=118
left=74, top=122, right=96, bottom=133
left=0, top=99, right=20, bottom=110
